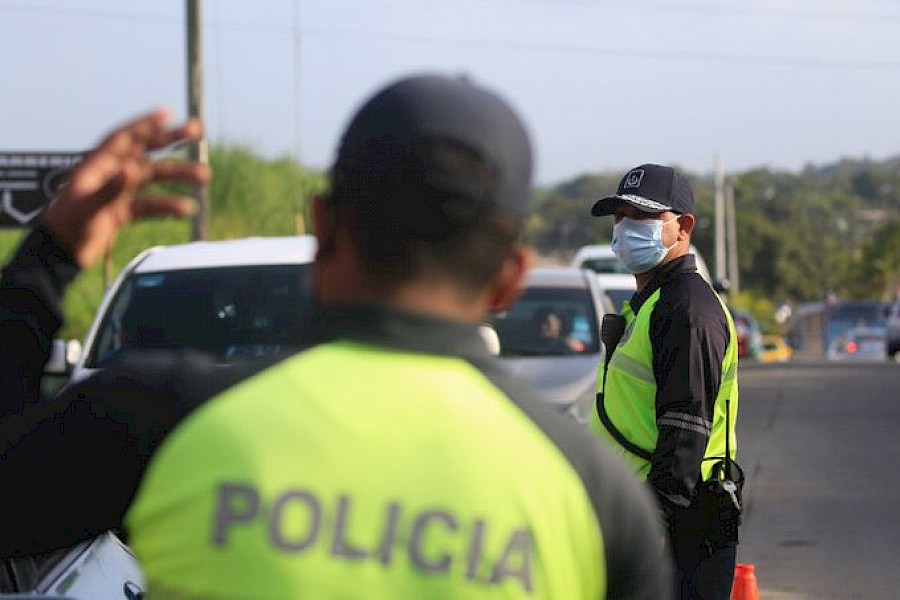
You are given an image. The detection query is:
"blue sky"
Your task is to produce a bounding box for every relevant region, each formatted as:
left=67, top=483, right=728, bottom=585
left=2, top=0, right=899, bottom=185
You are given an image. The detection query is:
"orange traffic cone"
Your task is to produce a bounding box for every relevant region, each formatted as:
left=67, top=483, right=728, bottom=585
left=730, top=563, right=759, bottom=600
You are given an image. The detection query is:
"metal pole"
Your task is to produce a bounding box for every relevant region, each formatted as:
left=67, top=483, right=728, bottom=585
left=714, top=152, right=726, bottom=284
left=186, top=0, right=209, bottom=241
left=292, top=0, right=306, bottom=231
left=726, top=178, right=740, bottom=295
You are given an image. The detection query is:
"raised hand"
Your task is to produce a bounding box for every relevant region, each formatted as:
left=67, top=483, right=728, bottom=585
left=41, top=108, right=212, bottom=268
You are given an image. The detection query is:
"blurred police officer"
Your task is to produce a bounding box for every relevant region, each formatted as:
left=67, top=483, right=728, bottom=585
left=590, top=164, right=741, bottom=599
left=1, top=78, right=671, bottom=598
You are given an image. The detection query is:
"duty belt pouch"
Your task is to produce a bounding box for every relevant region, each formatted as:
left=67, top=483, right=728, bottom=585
left=698, top=458, right=744, bottom=548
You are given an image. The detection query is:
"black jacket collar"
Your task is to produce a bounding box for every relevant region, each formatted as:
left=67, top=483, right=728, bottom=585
left=315, top=304, right=494, bottom=360
left=629, top=254, right=698, bottom=314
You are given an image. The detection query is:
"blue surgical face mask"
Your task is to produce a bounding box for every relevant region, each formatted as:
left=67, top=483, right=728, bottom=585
left=611, top=216, right=679, bottom=274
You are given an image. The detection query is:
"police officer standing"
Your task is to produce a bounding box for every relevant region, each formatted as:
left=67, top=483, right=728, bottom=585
left=589, top=164, right=742, bottom=599
left=1, top=78, right=671, bottom=598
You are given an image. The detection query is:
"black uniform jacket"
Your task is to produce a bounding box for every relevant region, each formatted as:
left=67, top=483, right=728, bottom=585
left=627, top=255, right=733, bottom=514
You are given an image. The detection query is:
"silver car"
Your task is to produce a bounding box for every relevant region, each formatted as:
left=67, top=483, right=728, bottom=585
left=826, top=325, right=888, bottom=362
left=490, top=267, right=608, bottom=424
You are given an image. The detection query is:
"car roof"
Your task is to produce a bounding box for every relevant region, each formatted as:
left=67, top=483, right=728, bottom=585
left=524, top=266, right=593, bottom=288
left=132, top=236, right=318, bottom=273
left=572, top=245, right=616, bottom=260
left=593, top=273, right=636, bottom=291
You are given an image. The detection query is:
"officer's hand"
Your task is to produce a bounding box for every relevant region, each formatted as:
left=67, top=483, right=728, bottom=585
left=41, top=108, right=211, bottom=269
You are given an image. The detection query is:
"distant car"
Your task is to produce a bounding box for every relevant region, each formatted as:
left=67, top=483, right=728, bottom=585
left=572, top=243, right=713, bottom=283
left=732, top=310, right=763, bottom=360
left=759, top=334, right=793, bottom=363
left=69, top=236, right=319, bottom=384
left=489, top=267, right=607, bottom=424
left=886, top=299, right=900, bottom=361
left=822, top=300, right=889, bottom=357
left=826, top=326, right=888, bottom=361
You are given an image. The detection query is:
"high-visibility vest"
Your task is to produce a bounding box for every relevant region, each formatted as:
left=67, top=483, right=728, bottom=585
left=126, top=341, right=606, bottom=598
left=591, top=288, right=739, bottom=481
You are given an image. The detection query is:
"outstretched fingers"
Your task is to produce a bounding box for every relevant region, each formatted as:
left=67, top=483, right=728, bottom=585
left=133, top=196, right=198, bottom=219
left=149, top=161, right=211, bottom=186
left=40, top=108, right=211, bottom=269
left=69, top=110, right=204, bottom=198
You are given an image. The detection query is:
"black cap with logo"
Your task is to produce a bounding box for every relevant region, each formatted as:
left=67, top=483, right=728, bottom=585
left=591, top=163, right=695, bottom=217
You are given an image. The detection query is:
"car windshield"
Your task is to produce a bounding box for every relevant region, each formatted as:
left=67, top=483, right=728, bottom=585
left=490, top=286, right=600, bottom=357
left=87, top=264, right=315, bottom=367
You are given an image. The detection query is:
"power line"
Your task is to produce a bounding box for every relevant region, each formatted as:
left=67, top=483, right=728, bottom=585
left=303, top=27, right=900, bottom=72
left=0, top=1, right=292, bottom=34
left=475, top=0, right=900, bottom=23
left=6, top=0, right=900, bottom=30
left=0, top=1, right=177, bottom=26
left=4, top=1, right=900, bottom=71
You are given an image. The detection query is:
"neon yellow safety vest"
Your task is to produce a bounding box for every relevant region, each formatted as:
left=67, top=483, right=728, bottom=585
left=126, top=341, right=605, bottom=598
left=591, top=289, right=739, bottom=481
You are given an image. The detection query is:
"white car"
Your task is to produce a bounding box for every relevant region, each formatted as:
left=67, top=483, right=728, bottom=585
left=29, top=236, right=319, bottom=598
left=571, top=244, right=713, bottom=313
left=68, top=235, right=319, bottom=383
left=489, top=267, right=608, bottom=424
left=0, top=532, right=145, bottom=598
left=572, top=243, right=712, bottom=282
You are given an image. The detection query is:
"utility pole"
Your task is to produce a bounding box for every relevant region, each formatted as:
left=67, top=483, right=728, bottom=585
left=186, top=0, right=209, bottom=241
left=726, top=178, right=740, bottom=295
left=713, top=152, right=726, bottom=285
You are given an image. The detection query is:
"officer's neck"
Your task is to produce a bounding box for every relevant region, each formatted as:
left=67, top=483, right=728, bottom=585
left=634, top=247, right=689, bottom=291
left=316, top=254, right=493, bottom=324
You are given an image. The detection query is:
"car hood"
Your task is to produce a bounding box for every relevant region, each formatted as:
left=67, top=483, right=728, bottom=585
left=500, top=354, right=599, bottom=421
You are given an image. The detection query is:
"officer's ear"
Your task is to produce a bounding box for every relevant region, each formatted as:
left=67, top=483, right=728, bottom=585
left=488, top=246, right=534, bottom=313
left=312, top=195, right=338, bottom=261
left=677, top=213, right=696, bottom=240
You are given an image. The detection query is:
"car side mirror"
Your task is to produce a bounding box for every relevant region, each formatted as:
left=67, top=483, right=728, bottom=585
left=43, top=339, right=83, bottom=376
left=477, top=324, right=501, bottom=356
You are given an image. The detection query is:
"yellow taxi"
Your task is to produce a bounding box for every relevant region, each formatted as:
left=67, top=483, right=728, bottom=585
left=759, top=335, right=793, bottom=363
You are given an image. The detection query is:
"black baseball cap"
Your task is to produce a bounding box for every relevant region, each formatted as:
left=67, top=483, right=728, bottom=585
left=591, top=163, right=695, bottom=217
left=332, top=74, right=533, bottom=220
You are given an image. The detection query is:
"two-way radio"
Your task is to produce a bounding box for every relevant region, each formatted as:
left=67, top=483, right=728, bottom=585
left=701, top=396, right=744, bottom=547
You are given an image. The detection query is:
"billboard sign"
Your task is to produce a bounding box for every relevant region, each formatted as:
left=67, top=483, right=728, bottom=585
left=0, top=152, right=84, bottom=227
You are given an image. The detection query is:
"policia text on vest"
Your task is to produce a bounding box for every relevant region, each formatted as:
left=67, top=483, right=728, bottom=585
left=213, top=483, right=534, bottom=593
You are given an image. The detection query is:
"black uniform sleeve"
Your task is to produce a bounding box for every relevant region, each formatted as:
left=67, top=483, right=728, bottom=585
left=648, top=284, right=729, bottom=515
left=0, top=348, right=271, bottom=557
left=0, top=226, right=79, bottom=417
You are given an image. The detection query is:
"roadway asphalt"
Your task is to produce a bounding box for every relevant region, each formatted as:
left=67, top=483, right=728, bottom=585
left=736, top=359, right=900, bottom=599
